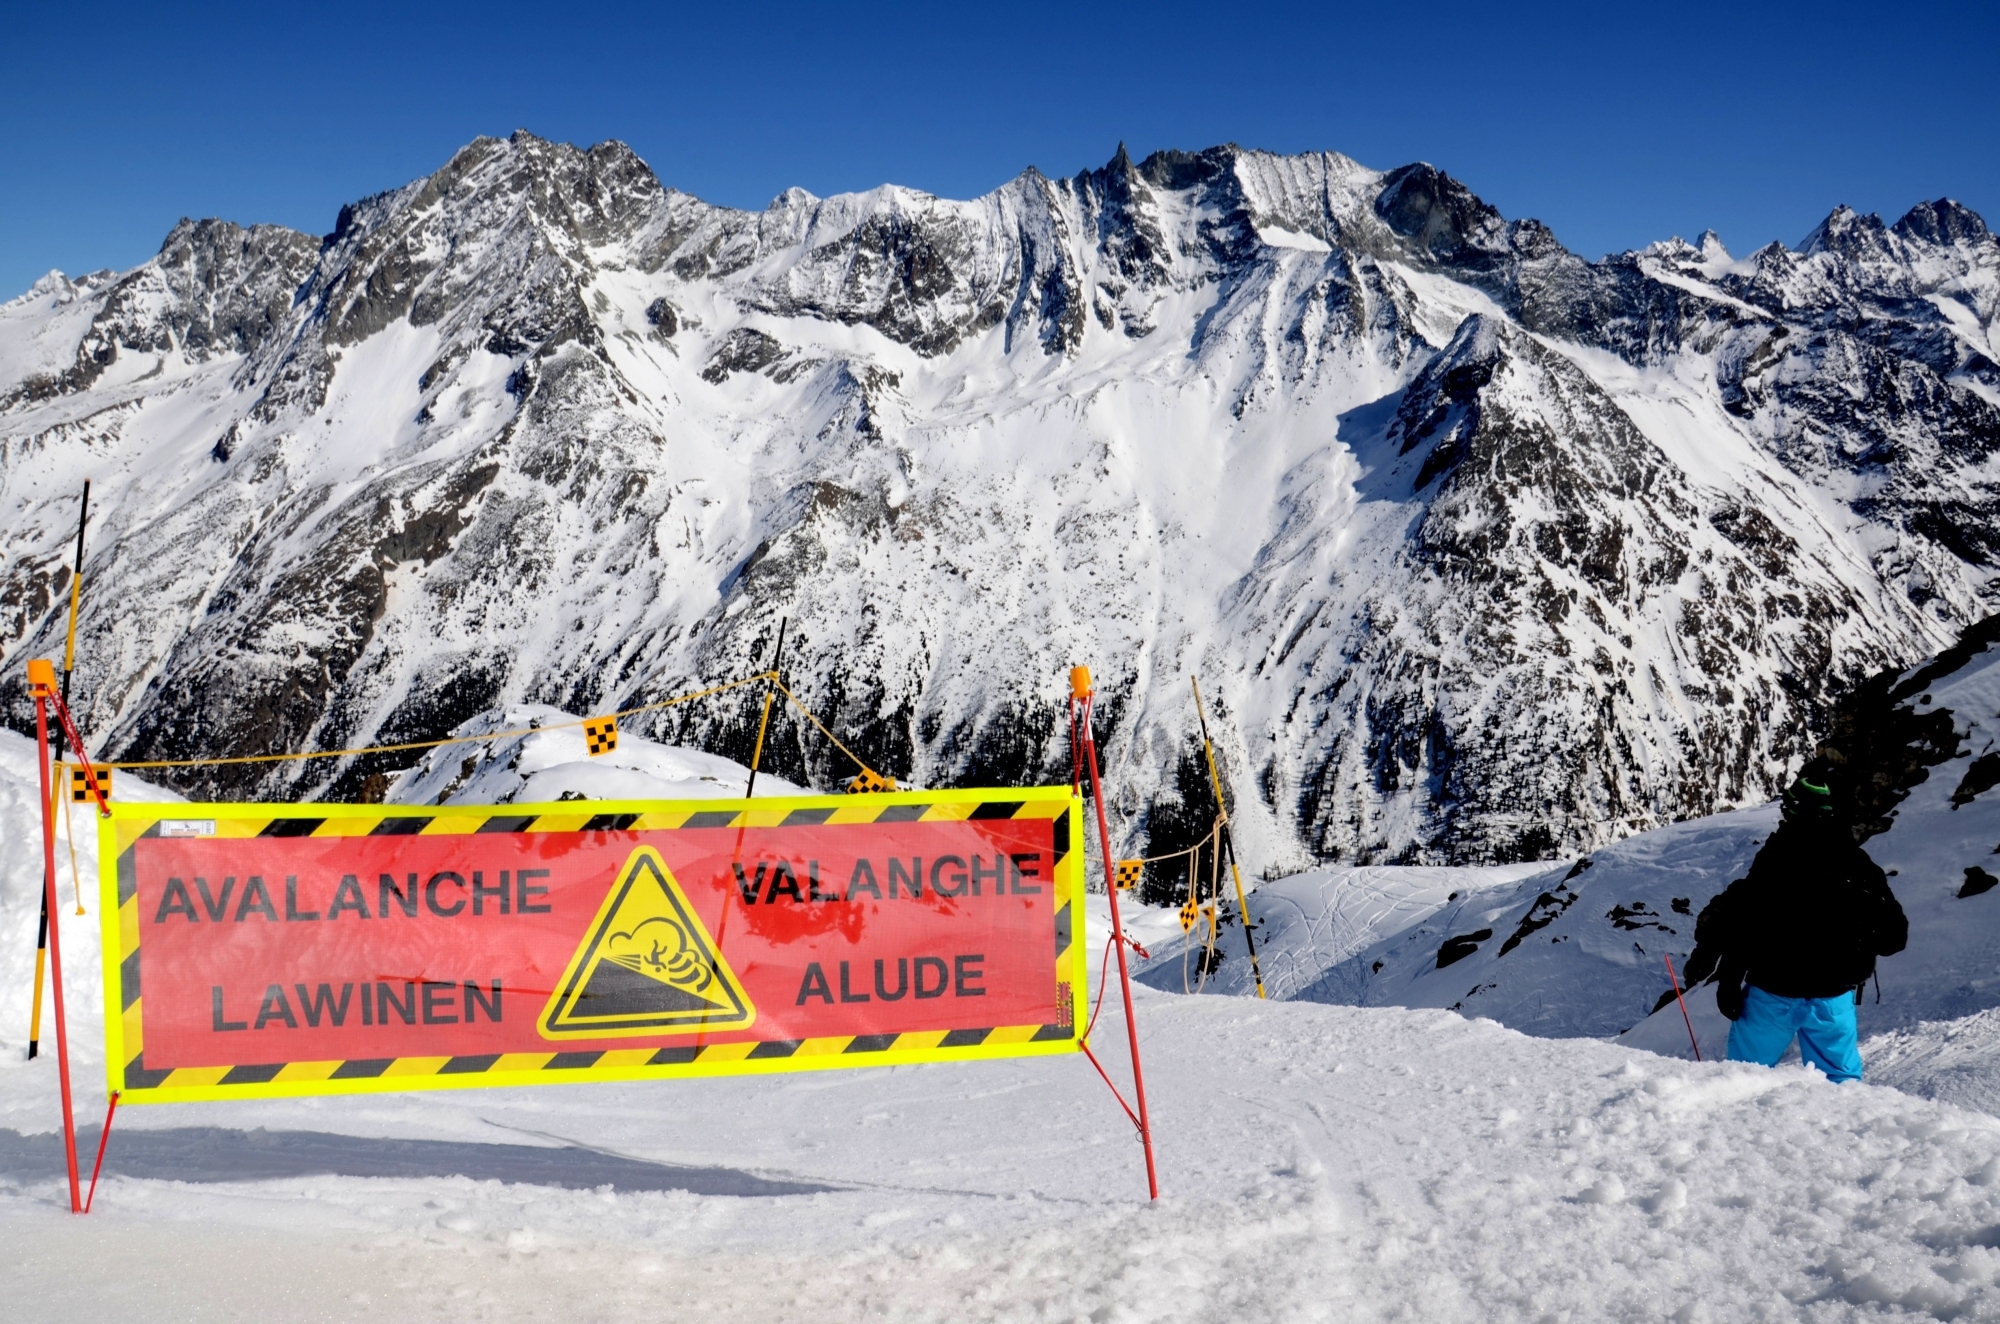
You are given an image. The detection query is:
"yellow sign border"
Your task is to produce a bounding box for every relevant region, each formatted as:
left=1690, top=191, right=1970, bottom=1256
left=100, top=787, right=1088, bottom=1104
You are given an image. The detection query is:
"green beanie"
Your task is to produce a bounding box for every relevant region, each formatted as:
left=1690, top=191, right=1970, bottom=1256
left=1782, top=775, right=1834, bottom=819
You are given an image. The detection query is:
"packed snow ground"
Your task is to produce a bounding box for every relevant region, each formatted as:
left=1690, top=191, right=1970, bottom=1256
left=8, top=729, right=2000, bottom=1318
left=14, top=982, right=2000, bottom=1321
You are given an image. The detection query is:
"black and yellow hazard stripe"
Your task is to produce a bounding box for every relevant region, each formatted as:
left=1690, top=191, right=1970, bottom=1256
left=136, top=796, right=1067, bottom=841
left=109, top=792, right=1082, bottom=1099
left=117, top=1022, right=1082, bottom=1092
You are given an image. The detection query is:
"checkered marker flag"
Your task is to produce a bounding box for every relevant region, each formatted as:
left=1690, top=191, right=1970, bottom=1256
left=1115, top=859, right=1142, bottom=891
left=846, top=768, right=898, bottom=794
left=584, top=716, right=618, bottom=756
left=70, top=765, right=111, bottom=802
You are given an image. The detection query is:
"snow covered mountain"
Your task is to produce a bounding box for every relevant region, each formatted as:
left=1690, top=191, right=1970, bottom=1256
left=2, top=133, right=1996, bottom=868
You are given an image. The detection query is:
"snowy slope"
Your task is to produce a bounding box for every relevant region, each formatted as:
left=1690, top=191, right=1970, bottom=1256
left=1133, top=860, right=1547, bottom=999
left=1319, top=806, right=1778, bottom=1037
left=1620, top=617, right=2000, bottom=1086
left=2, top=135, right=1997, bottom=875
left=12, top=986, right=2000, bottom=1321
left=1863, top=1010, right=2000, bottom=1118
left=1143, top=614, right=2000, bottom=1114
left=1838, top=634, right=2000, bottom=1033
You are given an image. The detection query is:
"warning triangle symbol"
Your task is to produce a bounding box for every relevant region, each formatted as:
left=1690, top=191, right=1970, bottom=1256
left=539, top=846, right=756, bottom=1039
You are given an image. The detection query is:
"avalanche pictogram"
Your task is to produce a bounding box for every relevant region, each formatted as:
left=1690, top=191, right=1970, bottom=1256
left=539, top=846, right=754, bottom=1039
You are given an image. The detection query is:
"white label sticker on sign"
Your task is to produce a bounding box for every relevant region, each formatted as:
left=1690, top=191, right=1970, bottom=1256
left=159, top=820, right=217, bottom=838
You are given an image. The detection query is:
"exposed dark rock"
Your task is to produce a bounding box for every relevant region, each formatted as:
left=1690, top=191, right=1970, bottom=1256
left=699, top=329, right=789, bottom=383
left=1498, top=887, right=1579, bottom=956
left=1954, top=753, right=2000, bottom=808
left=1813, top=614, right=2000, bottom=839
left=1437, top=929, right=1493, bottom=968
left=1374, top=163, right=1509, bottom=271
left=1894, top=199, right=1991, bottom=246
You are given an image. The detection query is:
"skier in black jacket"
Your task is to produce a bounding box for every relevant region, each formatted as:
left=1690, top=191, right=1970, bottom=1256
left=1683, top=775, right=1907, bottom=1082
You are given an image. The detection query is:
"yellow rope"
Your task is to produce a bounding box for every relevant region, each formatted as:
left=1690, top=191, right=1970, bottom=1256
left=773, top=679, right=878, bottom=778
left=93, top=672, right=777, bottom=771
left=56, top=766, right=85, bottom=915
left=1199, top=827, right=1222, bottom=981
left=1125, top=815, right=1225, bottom=868
left=70, top=667, right=900, bottom=801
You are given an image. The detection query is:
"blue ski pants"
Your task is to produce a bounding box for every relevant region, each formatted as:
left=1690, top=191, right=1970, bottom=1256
left=1726, top=985, right=1863, bottom=1082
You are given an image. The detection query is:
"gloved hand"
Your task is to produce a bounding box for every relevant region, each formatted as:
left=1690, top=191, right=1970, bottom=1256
left=1716, top=977, right=1747, bottom=1021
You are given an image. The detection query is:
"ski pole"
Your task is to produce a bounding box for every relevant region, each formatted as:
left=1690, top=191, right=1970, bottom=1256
left=1665, top=954, right=1701, bottom=1061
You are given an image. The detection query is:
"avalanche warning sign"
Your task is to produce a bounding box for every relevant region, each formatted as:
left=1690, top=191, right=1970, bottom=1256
left=541, top=847, right=754, bottom=1038
left=99, top=788, right=1086, bottom=1102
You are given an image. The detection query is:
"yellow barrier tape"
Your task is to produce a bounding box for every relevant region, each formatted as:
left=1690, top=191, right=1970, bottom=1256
left=1118, top=816, right=1225, bottom=869
left=92, top=672, right=777, bottom=772
left=73, top=665, right=908, bottom=822
left=774, top=679, right=879, bottom=780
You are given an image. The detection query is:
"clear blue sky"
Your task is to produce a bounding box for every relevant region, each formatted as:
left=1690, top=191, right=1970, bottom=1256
left=4, top=0, right=1995, bottom=298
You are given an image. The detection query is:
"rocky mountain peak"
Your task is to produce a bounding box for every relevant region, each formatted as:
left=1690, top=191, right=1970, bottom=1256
left=21, top=270, right=76, bottom=304
left=1135, top=143, right=1240, bottom=192
left=1894, top=198, right=1991, bottom=247
left=1799, top=203, right=1898, bottom=260
left=1, top=215, right=318, bottom=405
left=1372, top=162, right=1509, bottom=268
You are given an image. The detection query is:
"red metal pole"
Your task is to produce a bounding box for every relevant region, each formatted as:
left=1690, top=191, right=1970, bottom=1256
left=85, top=1091, right=119, bottom=1213
left=48, top=697, right=111, bottom=819
left=30, top=666, right=83, bottom=1212
left=1071, top=670, right=1159, bottom=1200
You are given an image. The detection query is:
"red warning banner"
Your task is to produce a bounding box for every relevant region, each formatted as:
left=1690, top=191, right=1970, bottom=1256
left=101, top=790, right=1085, bottom=1101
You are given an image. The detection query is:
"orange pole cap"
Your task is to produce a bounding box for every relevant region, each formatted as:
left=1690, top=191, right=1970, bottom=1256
left=26, top=658, right=56, bottom=693
left=1069, top=665, right=1092, bottom=699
